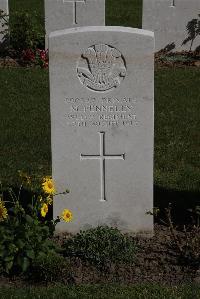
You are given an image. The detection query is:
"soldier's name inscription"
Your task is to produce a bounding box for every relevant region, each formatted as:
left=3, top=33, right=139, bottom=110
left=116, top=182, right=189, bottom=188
left=64, top=96, right=140, bottom=127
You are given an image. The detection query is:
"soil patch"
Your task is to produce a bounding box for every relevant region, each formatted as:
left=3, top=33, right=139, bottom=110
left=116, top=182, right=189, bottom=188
left=0, top=224, right=198, bottom=287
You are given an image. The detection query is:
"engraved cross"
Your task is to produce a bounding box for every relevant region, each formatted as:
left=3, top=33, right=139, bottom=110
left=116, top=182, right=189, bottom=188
left=80, top=132, right=125, bottom=202
left=170, top=0, right=175, bottom=7
left=63, top=0, right=86, bottom=25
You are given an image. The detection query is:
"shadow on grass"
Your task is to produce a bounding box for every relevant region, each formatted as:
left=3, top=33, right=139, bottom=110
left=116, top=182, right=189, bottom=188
left=154, top=185, right=200, bottom=226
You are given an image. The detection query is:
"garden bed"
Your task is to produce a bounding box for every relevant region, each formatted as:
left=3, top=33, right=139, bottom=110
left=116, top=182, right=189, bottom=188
left=0, top=224, right=198, bottom=287
left=0, top=51, right=200, bottom=69
left=53, top=224, right=197, bottom=286
left=155, top=51, right=200, bottom=68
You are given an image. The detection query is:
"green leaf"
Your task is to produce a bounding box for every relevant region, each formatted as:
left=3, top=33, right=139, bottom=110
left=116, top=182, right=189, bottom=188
left=5, top=261, right=13, bottom=273
left=25, top=249, right=35, bottom=259
left=19, top=257, right=30, bottom=272
left=25, top=215, right=34, bottom=224
left=16, top=239, right=25, bottom=249
left=22, top=257, right=30, bottom=272
left=4, top=256, right=14, bottom=262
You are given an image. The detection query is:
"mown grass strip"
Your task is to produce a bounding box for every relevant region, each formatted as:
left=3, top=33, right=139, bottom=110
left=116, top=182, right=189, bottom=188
left=0, top=283, right=200, bottom=299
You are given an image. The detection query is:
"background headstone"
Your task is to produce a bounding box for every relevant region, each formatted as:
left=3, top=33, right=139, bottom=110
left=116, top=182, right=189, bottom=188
left=143, top=0, right=200, bottom=52
left=49, top=27, right=154, bottom=235
left=45, top=0, right=105, bottom=48
left=0, top=0, right=9, bottom=44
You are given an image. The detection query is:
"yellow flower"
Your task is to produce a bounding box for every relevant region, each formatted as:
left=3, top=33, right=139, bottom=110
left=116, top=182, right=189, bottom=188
left=46, top=195, right=53, bottom=206
left=40, top=203, right=48, bottom=217
left=61, top=209, right=73, bottom=222
left=42, top=177, right=56, bottom=195
left=0, top=199, right=8, bottom=222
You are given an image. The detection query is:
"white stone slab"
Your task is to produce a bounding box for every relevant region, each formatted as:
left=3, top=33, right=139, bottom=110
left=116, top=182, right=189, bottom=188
left=0, top=0, right=8, bottom=44
left=49, top=27, right=154, bottom=235
left=143, top=0, right=200, bottom=52
left=45, top=0, right=105, bottom=48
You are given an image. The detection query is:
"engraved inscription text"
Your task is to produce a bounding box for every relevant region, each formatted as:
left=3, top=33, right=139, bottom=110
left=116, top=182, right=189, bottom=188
left=65, top=96, right=139, bottom=128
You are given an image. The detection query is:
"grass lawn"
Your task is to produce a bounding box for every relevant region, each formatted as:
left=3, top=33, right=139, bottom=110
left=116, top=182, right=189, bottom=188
left=106, top=0, right=142, bottom=27
left=0, top=68, right=51, bottom=183
left=0, top=283, right=200, bottom=299
left=9, top=0, right=44, bottom=17
left=155, top=67, right=200, bottom=192
left=0, top=67, right=199, bottom=195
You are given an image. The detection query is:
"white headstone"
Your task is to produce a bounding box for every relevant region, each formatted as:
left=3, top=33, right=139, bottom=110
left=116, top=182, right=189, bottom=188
left=143, top=0, right=200, bottom=51
left=0, top=0, right=9, bottom=44
left=49, top=27, right=154, bottom=235
left=45, top=0, right=105, bottom=48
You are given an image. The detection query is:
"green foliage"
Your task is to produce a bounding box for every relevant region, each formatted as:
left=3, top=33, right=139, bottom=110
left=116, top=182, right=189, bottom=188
left=0, top=208, right=56, bottom=275
left=159, top=54, right=195, bottom=63
left=63, top=226, right=137, bottom=270
left=30, top=251, right=71, bottom=283
left=9, top=11, right=44, bottom=52
left=0, top=174, right=69, bottom=275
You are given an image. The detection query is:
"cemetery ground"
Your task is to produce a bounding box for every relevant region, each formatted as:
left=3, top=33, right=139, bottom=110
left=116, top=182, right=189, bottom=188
left=0, top=0, right=200, bottom=298
left=1, top=65, right=200, bottom=296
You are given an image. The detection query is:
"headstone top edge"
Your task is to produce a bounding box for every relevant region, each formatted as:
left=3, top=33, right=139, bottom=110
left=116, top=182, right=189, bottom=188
left=49, top=26, right=155, bottom=39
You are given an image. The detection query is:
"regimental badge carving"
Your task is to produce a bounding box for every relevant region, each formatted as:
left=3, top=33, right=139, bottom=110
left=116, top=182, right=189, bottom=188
left=77, top=44, right=126, bottom=92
